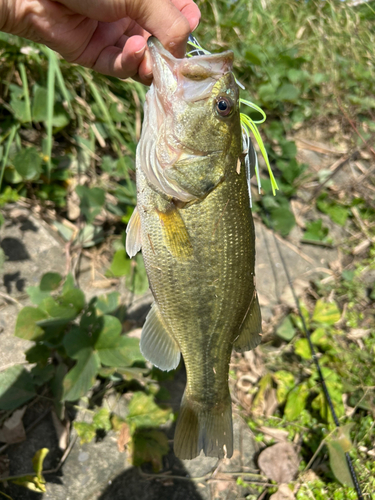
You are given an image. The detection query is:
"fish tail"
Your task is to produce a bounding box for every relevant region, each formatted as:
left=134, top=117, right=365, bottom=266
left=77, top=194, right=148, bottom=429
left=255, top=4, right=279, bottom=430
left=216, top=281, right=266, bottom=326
left=174, top=393, right=233, bottom=460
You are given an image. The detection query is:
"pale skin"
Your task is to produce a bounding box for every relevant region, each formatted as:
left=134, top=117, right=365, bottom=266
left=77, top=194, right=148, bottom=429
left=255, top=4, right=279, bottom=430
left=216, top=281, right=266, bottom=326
left=0, top=0, right=201, bottom=84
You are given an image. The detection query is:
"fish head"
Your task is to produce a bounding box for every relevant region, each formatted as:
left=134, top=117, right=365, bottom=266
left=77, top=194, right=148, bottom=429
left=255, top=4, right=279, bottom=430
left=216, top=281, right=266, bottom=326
left=141, top=38, right=241, bottom=201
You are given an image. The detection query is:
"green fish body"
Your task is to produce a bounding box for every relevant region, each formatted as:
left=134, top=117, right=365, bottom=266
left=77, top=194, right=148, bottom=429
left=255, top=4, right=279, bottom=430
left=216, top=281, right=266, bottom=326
left=126, top=38, right=262, bottom=460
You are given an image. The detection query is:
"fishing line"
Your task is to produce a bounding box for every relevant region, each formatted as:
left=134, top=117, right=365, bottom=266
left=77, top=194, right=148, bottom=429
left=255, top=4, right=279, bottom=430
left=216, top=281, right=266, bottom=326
left=265, top=210, right=364, bottom=500
left=186, top=34, right=363, bottom=496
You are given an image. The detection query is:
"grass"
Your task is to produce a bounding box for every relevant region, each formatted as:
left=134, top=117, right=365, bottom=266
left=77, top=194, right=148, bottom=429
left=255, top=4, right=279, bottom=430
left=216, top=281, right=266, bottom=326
left=0, top=0, right=374, bottom=498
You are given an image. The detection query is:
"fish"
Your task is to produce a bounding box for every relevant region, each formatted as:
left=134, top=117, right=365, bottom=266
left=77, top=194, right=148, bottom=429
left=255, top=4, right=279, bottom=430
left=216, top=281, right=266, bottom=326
left=126, top=37, right=262, bottom=460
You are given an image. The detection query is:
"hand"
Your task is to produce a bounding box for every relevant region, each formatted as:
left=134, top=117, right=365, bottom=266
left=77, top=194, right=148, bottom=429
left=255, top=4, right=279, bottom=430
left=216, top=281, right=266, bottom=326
left=0, top=0, right=200, bottom=84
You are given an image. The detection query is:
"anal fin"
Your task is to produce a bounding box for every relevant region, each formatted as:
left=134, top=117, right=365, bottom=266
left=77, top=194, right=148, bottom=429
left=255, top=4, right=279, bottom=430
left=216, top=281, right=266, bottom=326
left=233, top=293, right=262, bottom=352
left=140, top=303, right=181, bottom=371
left=157, top=204, right=193, bottom=259
left=126, top=206, right=142, bottom=258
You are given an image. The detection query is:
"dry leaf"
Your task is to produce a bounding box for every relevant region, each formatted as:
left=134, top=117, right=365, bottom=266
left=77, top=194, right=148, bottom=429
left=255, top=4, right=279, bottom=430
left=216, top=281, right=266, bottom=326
left=0, top=407, right=26, bottom=444
left=270, top=483, right=295, bottom=500
left=260, top=426, right=289, bottom=443
left=51, top=410, right=70, bottom=451
left=258, top=442, right=300, bottom=484
left=117, top=422, right=131, bottom=452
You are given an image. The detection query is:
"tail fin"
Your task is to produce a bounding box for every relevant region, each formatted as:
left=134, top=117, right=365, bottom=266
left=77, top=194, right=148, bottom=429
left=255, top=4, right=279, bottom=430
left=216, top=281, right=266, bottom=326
left=174, top=393, right=233, bottom=460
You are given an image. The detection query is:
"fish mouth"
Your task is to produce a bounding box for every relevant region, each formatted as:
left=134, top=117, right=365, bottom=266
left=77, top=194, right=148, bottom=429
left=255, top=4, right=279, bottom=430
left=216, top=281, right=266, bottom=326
left=147, top=37, right=234, bottom=101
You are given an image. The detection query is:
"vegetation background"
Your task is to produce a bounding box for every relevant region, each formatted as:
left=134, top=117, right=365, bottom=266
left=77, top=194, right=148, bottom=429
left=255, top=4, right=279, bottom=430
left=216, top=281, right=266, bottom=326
left=0, top=0, right=374, bottom=499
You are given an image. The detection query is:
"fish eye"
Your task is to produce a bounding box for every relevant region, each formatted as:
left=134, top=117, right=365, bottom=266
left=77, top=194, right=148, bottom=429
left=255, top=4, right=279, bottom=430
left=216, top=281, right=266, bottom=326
left=215, top=96, right=233, bottom=117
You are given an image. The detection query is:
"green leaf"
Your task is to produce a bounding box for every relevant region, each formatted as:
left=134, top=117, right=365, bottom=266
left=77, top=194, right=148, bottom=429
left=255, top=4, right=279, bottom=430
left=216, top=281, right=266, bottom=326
left=132, top=429, right=169, bottom=471
left=74, top=224, right=104, bottom=248
left=302, top=219, right=331, bottom=243
left=107, top=249, right=131, bottom=277
left=32, top=448, right=49, bottom=478
left=95, top=292, right=121, bottom=315
left=73, top=422, right=97, bottom=444
left=126, top=392, right=171, bottom=430
left=273, top=370, right=295, bottom=404
left=125, top=254, right=149, bottom=295
left=60, top=287, right=85, bottom=314
left=31, top=364, right=55, bottom=386
left=0, top=365, right=36, bottom=410
left=98, top=337, right=144, bottom=368
left=92, top=408, right=111, bottom=432
left=13, top=147, right=42, bottom=180
left=63, top=326, right=95, bottom=359
left=14, top=306, right=48, bottom=340
left=76, top=186, right=106, bottom=222
left=26, top=286, right=50, bottom=306
left=312, top=300, right=341, bottom=325
left=276, top=316, right=296, bottom=341
left=32, top=86, right=48, bottom=122
left=62, top=349, right=100, bottom=401
left=244, top=45, right=264, bottom=65
left=284, top=383, right=309, bottom=420
left=25, top=344, right=50, bottom=365
left=40, top=272, right=63, bottom=291
left=327, top=440, right=354, bottom=487
left=267, top=206, right=295, bottom=237
left=317, top=194, right=349, bottom=226
left=295, top=338, right=311, bottom=360
left=277, top=83, right=300, bottom=102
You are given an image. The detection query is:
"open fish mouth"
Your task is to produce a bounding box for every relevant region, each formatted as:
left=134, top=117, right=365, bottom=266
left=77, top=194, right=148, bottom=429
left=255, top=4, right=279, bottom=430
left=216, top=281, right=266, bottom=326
left=147, top=37, right=234, bottom=102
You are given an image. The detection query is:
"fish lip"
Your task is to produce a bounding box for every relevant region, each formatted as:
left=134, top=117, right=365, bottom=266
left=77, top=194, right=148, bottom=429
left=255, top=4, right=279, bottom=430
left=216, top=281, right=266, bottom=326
left=147, top=36, right=234, bottom=65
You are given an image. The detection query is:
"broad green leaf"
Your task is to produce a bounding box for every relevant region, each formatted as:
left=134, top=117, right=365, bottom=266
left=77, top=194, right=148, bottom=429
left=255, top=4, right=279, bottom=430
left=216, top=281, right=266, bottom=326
left=302, top=219, right=331, bottom=243
left=107, top=249, right=131, bottom=277
left=40, top=272, right=62, bottom=291
left=12, top=475, right=46, bottom=493
left=277, top=83, right=300, bottom=102
left=327, top=440, right=354, bottom=487
left=295, top=338, right=311, bottom=360
left=267, top=206, right=295, bottom=237
left=60, top=287, right=85, bottom=314
left=132, top=429, right=169, bottom=471
left=98, top=337, right=144, bottom=368
left=95, top=292, right=121, bottom=315
left=310, top=327, right=330, bottom=349
left=94, top=315, right=122, bottom=349
left=276, top=316, right=296, bottom=341
left=92, top=408, right=111, bottom=432
left=63, top=326, right=95, bottom=359
left=284, top=383, right=309, bottom=421
left=73, top=422, right=97, bottom=444
left=62, top=349, right=100, bottom=401
left=74, top=224, right=104, bottom=248
left=312, top=300, right=341, bottom=325
left=273, top=370, right=295, bottom=404
left=25, top=344, right=50, bottom=365
left=13, top=147, right=42, bottom=180
left=76, top=185, right=105, bottom=222
left=36, top=296, right=79, bottom=327
left=317, top=194, right=349, bottom=226
left=0, top=365, right=36, bottom=410
left=126, top=392, right=171, bottom=430
left=14, top=306, right=48, bottom=340
left=26, top=286, right=50, bottom=306
left=31, top=364, right=55, bottom=386
left=244, top=45, right=264, bottom=65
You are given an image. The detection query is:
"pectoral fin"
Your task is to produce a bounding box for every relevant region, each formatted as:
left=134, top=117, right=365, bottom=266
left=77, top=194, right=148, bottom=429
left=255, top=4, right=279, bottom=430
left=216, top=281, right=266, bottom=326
left=233, top=293, right=262, bottom=352
left=157, top=204, right=193, bottom=259
left=126, top=206, right=142, bottom=258
left=140, top=303, right=181, bottom=371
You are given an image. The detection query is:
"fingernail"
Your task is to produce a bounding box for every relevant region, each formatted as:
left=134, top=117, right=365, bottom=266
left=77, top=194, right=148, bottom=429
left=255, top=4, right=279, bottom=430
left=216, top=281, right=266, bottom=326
left=192, top=18, right=200, bottom=32
left=135, top=45, right=146, bottom=56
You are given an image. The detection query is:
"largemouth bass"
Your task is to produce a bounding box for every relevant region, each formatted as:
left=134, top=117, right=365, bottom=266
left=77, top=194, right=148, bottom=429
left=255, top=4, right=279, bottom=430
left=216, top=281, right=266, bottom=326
left=126, top=37, right=262, bottom=460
